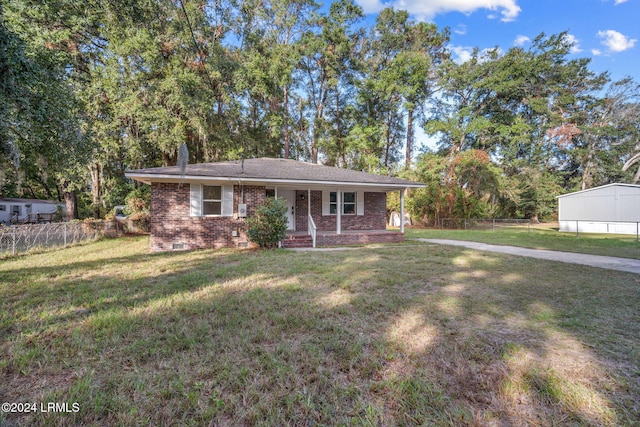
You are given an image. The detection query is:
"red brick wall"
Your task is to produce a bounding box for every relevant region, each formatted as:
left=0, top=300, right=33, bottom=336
left=150, top=182, right=265, bottom=251
left=150, top=183, right=390, bottom=251
left=294, top=190, right=387, bottom=232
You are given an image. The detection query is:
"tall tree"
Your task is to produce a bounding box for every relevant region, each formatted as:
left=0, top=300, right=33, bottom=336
left=1, top=3, right=87, bottom=217
left=357, top=9, right=448, bottom=169
left=297, top=0, right=363, bottom=164
left=425, top=33, right=610, bottom=220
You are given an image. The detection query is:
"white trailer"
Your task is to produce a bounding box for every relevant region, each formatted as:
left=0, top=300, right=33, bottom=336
left=0, top=198, right=64, bottom=224
left=557, top=183, right=640, bottom=235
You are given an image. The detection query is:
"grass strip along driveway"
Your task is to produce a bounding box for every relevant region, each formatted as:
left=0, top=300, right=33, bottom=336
left=416, top=239, right=640, bottom=274
left=405, top=227, right=640, bottom=260
left=1, top=236, right=639, bottom=426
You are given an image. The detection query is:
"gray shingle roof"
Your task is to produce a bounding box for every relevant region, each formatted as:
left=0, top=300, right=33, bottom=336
left=126, top=158, right=423, bottom=189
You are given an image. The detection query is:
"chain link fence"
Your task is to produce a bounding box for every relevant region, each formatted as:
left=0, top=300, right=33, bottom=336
left=435, top=218, right=533, bottom=231
left=0, top=221, right=121, bottom=256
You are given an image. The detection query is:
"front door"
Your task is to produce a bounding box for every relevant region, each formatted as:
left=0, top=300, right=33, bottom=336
left=278, top=190, right=295, bottom=231
left=10, top=205, right=20, bottom=221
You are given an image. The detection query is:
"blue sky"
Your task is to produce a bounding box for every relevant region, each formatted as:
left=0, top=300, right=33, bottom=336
left=355, top=0, right=639, bottom=81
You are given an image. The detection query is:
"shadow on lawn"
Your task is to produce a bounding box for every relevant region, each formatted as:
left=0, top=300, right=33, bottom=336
left=1, top=242, right=638, bottom=426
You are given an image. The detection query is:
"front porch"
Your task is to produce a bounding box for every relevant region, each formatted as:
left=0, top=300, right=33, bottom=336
left=282, top=229, right=404, bottom=248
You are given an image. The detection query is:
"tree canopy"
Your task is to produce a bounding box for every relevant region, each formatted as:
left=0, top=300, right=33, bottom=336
left=1, top=1, right=638, bottom=221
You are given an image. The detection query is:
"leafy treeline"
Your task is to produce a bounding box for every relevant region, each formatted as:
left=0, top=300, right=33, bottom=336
left=1, top=0, right=639, bottom=221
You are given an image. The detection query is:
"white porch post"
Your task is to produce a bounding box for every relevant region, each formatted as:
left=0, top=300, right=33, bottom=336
left=276, top=184, right=280, bottom=248
left=336, top=190, right=342, bottom=234
left=400, top=188, right=405, bottom=233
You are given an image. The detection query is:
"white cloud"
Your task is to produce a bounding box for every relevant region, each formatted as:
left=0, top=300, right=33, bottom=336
left=357, top=0, right=384, bottom=13
left=592, top=48, right=602, bottom=56
left=450, top=46, right=474, bottom=63
left=562, top=34, right=583, bottom=54
left=449, top=45, right=502, bottom=64
left=614, top=0, right=629, bottom=4
left=454, top=24, right=467, bottom=35
left=356, top=0, right=521, bottom=22
left=597, top=30, right=637, bottom=52
left=514, top=35, right=530, bottom=46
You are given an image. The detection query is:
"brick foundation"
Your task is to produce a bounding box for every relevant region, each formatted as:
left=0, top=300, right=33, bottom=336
left=316, top=231, right=404, bottom=246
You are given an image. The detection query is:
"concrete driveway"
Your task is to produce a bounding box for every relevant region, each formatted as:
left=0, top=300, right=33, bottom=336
left=413, top=239, right=640, bottom=274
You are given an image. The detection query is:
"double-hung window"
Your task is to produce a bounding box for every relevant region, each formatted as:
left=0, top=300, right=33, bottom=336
left=342, top=192, right=356, bottom=214
left=329, top=191, right=356, bottom=215
left=190, top=183, right=233, bottom=217
left=202, top=185, right=222, bottom=216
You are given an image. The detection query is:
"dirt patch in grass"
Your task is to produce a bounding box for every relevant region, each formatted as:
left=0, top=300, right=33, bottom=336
left=1, top=236, right=638, bottom=425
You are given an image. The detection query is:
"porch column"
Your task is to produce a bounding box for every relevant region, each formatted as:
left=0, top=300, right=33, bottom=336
left=336, top=190, right=341, bottom=234
left=400, top=188, right=405, bottom=233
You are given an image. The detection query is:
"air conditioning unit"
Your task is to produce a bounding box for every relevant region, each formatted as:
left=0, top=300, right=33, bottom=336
left=237, top=204, right=247, bottom=218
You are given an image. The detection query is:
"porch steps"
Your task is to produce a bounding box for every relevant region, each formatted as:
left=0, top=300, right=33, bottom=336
left=282, top=234, right=313, bottom=248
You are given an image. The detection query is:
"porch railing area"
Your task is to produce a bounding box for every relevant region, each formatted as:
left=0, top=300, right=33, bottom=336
left=308, top=214, right=317, bottom=248
left=9, top=212, right=58, bottom=225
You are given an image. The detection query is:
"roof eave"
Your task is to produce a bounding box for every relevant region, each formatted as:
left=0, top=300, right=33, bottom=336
left=557, top=182, right=640, bottom=198
left=124, top=172, right=424, bottom=190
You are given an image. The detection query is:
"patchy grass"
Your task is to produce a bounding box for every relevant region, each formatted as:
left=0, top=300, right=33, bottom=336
left=1, top=235, right=639, bottom=426
left=405, top=226, right=640, bottom=259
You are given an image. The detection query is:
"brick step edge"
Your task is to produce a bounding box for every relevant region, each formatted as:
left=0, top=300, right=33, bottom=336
left=281, top=240, right=313, bottom=248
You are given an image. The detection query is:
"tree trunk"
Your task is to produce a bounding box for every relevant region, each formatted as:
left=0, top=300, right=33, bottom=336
left=311, top=140, right=318, bottom=164
left=90, top=162, right=102, bottom=219
left=405, top=108, right=414, bottom=169
left=283, top=86, right=290, bottom=159
left=64, top=190, right=79, bottom=220
left=311, top=115, right=321, bottom=164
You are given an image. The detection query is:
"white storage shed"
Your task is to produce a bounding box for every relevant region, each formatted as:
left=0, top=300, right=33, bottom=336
left=557, top=183, right=640, bottom=235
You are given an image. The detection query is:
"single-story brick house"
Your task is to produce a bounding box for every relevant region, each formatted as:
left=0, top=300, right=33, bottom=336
left=125, top=158, right=424, bottom=250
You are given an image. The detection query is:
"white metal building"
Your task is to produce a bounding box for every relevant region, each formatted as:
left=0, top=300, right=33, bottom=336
left=557, top=183, right=640, bottom=234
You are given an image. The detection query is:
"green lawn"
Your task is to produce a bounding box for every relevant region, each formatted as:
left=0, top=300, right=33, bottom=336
left=404, top=225, right=640, bottom=259
left=1, top=236, right=639, bottom=426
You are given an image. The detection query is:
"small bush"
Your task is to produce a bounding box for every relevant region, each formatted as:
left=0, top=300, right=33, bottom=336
left=246, top=197, right=288, bottom=248
left=125, top=186, right=151, bottom=215
left=128, top=211, right=150, bottom=233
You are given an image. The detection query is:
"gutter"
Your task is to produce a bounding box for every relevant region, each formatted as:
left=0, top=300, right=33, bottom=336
left=124, top=172, right=425, bottom=190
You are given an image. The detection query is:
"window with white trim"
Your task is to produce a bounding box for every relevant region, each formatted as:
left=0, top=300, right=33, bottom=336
left=0, top=204, right=5, bottom=211
left=342, top=192, right=356, bottom=214
left=330, top=191, right=356, bottom=215
left=203, top=185, right=222, bottom=215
